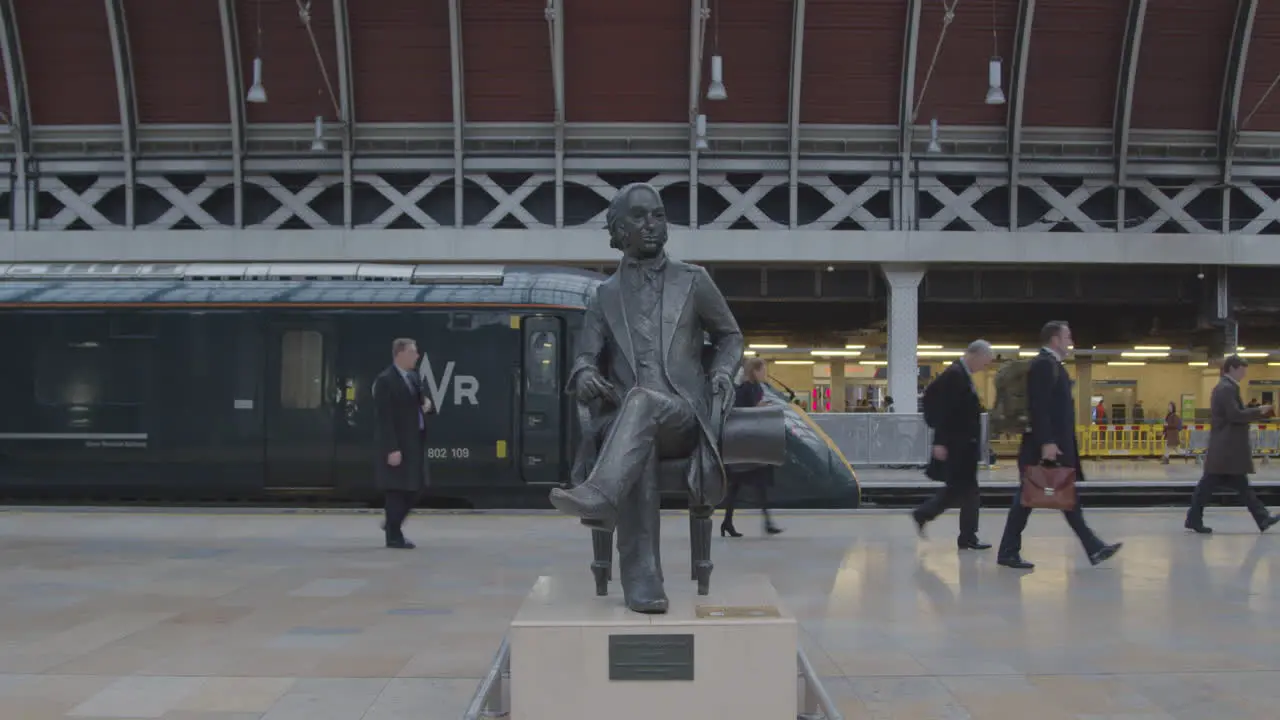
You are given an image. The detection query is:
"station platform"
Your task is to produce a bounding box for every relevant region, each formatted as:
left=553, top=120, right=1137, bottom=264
left=855, top=458, right=1280, bottom=488
left=0, top=506, right=1277, bottom=719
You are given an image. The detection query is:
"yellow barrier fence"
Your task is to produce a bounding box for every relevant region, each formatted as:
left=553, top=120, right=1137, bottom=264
left=991, top=424, right=1280, bottom=459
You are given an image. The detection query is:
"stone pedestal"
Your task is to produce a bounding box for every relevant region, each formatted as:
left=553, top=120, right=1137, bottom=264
left=510, top=573, right=797, bottom=720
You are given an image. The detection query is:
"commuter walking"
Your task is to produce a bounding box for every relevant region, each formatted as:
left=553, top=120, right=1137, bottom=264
left=721, top=357, right=783, bottom=537
left=996, top=321, right=1123, bottom=569
left=912, top=340, right=995, bottom=549
left=372, top=338, right=435, bottom=549
left=1162, top=401, right=1182, bottom=464
left=1184, top=355, right=1279, bottom=534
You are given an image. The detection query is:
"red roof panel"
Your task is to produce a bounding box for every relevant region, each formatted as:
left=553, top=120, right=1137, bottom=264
left=912, top=0, right=1020, bottom=127
left=801, top=0, right=906, bottom=125
left=699, top=0, right=793, bottom=124
left=1237, top=2, right=1280, bottom=132
left=1130, top=0, right=1237, bottom=131
left=461, top=0, right=552, bottom=123
left=349, top=0, right=452, bottom=123
left=564, top=0, right=689, bottom=123
left=236, top=0, right=342, bottom=125
left=15, top=0, right=119, bottom=125
left=125, top=0, right=229, bottom=125
left=1022, top=0, right=1129, bottom=129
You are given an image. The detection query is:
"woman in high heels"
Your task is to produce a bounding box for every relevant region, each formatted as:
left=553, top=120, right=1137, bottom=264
left=720, top=357, right=783, bottom=538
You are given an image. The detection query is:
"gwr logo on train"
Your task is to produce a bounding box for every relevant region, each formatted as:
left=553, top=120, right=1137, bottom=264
left=418, top=354, right=478, bottom=413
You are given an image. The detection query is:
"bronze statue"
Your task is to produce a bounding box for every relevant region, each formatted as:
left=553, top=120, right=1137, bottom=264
left=549, top=182, right=745, bottom=614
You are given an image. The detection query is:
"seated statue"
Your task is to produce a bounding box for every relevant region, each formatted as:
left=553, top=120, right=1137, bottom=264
left=549, top=182, right=745, bottom=614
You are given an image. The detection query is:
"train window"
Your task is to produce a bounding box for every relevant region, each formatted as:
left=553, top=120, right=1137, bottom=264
left=34, top=339, right=149, bottom=406
left=527, top=330, right=558, bottom=394
left=280, top=330, right=323, bottom=409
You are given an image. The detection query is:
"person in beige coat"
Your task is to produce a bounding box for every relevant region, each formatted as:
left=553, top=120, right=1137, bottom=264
left=1184, top=354, right=1280, bottom=534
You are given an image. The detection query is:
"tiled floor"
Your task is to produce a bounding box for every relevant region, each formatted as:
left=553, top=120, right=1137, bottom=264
left=857, top=458, right=1280, bottom=487
left=0, top=504, right=1277, bottom=719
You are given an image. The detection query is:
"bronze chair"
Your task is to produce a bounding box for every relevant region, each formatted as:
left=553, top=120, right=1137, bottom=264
left=575, top=402, right=787, bottom=598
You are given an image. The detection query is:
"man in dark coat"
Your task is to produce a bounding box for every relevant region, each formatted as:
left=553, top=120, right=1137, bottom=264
left=996, top=321, right=1122, bottom=570
left=372, top=337, right=434, bottom=549
left=549, top=182, right=743, bottom=614
left=1184, top=354, right=1279, bottom=534
left=912, top=340, right=995, bottom=549
left=720, top=357, right=783, bottom=538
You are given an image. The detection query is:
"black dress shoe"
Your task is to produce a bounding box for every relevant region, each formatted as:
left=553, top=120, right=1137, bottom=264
left=1184, top=522, right=1213, bottom=534
left=998, top=555, right=1034, bottom=569
left=1089, top=542, right=1122, bottom=566
left=911, top=512, right=927, bottom=538
left=386, top=538, right=416, bottom=549
left=1260, top=515, right=1280, bottom=533
left=958, top=538, right=992, bottom=550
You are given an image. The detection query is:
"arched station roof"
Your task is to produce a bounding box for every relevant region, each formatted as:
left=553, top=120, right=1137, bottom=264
left=0, top=0, right=1276, bottom=167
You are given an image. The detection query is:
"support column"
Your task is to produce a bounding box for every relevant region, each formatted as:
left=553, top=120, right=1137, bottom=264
left=829, top=359, right=847, bottom=412
left=882, top=265, right=924, bottom=414
left=1075, top=358, right=1093, bottom=424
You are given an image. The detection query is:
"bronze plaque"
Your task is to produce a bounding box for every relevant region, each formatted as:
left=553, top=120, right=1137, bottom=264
left=694, top=605, right=781, bottom=619
left=608, top=634, right=694, bottom=681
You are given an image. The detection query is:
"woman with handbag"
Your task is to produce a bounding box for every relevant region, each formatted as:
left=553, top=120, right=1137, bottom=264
left=720, top=357, right=783, bottom=537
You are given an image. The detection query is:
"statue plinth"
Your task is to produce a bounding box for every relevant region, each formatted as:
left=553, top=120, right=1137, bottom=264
left=509, top=573, right=797, bottom=720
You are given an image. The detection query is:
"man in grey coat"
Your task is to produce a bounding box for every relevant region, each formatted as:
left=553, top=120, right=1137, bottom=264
left=1184, top=354, right=1279, bottom=534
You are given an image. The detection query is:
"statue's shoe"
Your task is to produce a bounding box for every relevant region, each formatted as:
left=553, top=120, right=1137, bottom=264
left=621, top=569, right=669, bottom=614
left=550, top=484, right=615, bottom=523
left=626, top=594, right=669, bottom=614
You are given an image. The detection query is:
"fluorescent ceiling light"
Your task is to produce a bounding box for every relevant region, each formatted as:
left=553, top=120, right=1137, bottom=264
left=844, top=344, right=866, bottom=350
left=1108, top=362, right=1145, bottom=366
left=1188, top=361, right=1209, bottom=366
left=1018, top=351, right=1038, bottom=357
left=811, top=350, right=861, bottom=357
left=749, top=343, right=788, bottom=349
left=743, top=350, right=756, bottom=356
left=1238, top=352, right=1269, bottom=358
left=917, top=350, right=964, bottom=357
left=989, top=345, right=1020, bottom=350
left=860, top=361, right=887, bottom=366
left=1121, top=351, right=1169, bottom=358
left=1133, top=345, right=1171, bottom=351
left=774, top=360, right=814, bottom=365
left=917, top=344, right=943, bottom=350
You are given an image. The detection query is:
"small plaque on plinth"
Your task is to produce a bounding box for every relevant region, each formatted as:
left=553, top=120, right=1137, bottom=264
left=694, top=605, right=781, bottom=619
left=608, top=634, right=694, bottom=681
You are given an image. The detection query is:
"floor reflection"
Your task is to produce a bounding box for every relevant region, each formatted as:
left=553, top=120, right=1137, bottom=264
left=0, top=507, right=1275, bottom=719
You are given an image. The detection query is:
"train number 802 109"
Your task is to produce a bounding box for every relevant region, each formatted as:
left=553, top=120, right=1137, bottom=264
left=426, top=447, right=471, bottom=460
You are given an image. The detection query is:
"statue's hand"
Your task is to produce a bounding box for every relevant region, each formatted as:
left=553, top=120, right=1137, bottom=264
left=712, top=372, right=735, bottom=419
left=575, top=368, right=620, bottom=406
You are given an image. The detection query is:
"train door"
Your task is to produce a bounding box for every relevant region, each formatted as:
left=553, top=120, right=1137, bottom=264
left=264, top=322, right=337, bottom=488
left=519, top=316, right=563, bottom=484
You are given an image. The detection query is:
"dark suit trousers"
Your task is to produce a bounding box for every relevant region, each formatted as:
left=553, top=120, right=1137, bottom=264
left=588, top=387, right=699, bottom=592
left=998, top=472, right=1104, bottom=559
left=1186, top=473, right=1270, bottom=528
left=384, top=490, right=418, bottom=542
left=915, top=483, right=980, bottom=542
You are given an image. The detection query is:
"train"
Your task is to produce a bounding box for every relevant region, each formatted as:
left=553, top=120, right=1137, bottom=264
left=0, top=262, right=860, bottom=508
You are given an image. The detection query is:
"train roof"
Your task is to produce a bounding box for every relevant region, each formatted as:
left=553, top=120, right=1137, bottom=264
left=0, top=263, right=604, bottom=308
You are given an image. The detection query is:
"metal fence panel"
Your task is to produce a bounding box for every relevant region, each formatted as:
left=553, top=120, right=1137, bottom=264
left=812, top=412, right=992, bottom=467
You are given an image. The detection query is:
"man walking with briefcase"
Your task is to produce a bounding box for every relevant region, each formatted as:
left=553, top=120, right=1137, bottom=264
left=996, top=321, right=1123, bottom=570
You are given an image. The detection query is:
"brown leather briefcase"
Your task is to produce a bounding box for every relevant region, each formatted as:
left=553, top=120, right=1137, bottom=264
left=1021, top=463, right=1077, bottom=510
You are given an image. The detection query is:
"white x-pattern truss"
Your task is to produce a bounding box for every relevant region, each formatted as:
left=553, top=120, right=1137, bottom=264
left=11, top=167, right=1279, bottom=236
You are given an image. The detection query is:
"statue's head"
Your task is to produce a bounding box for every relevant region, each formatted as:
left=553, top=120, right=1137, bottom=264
left=606, top=182, right=668, bottom=260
